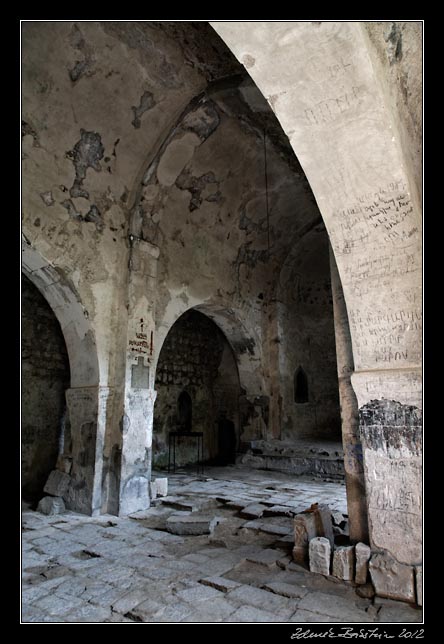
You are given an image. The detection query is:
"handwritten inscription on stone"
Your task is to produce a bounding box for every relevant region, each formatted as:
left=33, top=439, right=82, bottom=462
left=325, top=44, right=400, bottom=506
left=129, top=333, right=149, bottom=356
left=330, top=181, right=419, bottom=256
left=364, top=450, right=422, bottom=564
left=349, top=307, right=422, bottom=364
left=304, top=86, right=360, bottom=126
left=128, top=319, right=152, bottom=357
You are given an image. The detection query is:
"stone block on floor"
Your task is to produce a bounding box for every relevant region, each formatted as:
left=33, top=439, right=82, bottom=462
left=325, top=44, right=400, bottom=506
left=309, top=537, right=331, bottom=576
left=293, top=513, right=317, bottom=565
left=355, top=542, right=371, bottom=585
left=43, top=470, right=70, bottom=497
left=415, top=565, right=422, bottom=606
left=332, top=546, right=355, bottom=581
left=37, top=496, right=66, bottom=515
left=239, top=503, right=268, bottom=519
left=369, top=551, right=415, bottom=603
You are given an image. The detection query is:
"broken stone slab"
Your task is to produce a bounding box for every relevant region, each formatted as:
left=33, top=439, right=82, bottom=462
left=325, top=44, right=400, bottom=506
left=355, top=542, right=371, bottom=585
left=415, top=565, right=422, bottom=606
left=332, top=546, right=355, bottom=581
left=37, top=496, right=66, bottom=515
left=43, top=470, right=70, bottom=497
left=155, top=477, right=168, bottom=497
left=165, top=514, right=222, bottom=535
left=245, top=548, right=281, bottom=567
left=292, top=503, right=334, bottom=566
left=161, top=496, right=195, bottom=511
left=224, top=500, right=247, bottom=511
left=369, top=551, right=415, bottom=603
left=239, top=503, right=268, bottom=519
left=263, top=505, right=296, bottom=518
left=313, top=504, right=334, bottom=547
left=309, top=537, right=331, bottom=576
left=274, top=534, right=295, bottom=550
left=149, top=482, right=157, bottom=500
left=55, top=456, right=72, bottom=474
left=199, top=576, right=242, bottom=593
left=293, top=513, right=318, bottom=565
left=262, top=581, right=309, bottom=599
left=242, top=520, right=290, bottom=536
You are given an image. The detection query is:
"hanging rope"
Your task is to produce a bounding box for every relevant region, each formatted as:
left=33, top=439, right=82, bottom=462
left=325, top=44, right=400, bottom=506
left=263, top=128, right=271, bottom=257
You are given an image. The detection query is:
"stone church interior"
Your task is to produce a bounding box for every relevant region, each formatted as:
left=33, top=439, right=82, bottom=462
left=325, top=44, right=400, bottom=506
left=21, top=21, right=423, bottom=623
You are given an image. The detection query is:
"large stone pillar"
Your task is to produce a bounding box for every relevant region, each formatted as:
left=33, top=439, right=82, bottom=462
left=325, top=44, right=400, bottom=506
left=351, top=370, right=422, bottom=566
left=329, top=250, right=368, bottom=544
left=118, top=237, right=159, bottom=516
left=64, top=386, right=112, bottom=516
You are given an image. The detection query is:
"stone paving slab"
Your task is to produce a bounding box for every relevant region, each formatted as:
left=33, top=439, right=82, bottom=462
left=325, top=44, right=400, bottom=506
left=226, top=605, right=285, bottom=622
left=227, top=583, right=296, bottom=614
left=263, top=581, right=309, bottom=599
left=298, top=590, right=374, bottom=622
left=175, top=584, right=223, bottom=603
left=245, top=548, right=282, bottom=567
left=199, top=576, right=242, bottom=592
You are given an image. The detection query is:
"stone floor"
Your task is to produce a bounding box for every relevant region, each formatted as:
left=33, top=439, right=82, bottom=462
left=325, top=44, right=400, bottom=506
left=21, top=465, right=423, bottom=623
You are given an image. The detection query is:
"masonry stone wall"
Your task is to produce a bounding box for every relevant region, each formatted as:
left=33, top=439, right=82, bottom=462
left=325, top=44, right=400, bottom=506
left=278, top=225, right=341, bottom=442
left=22, top=275, right=70, bottom=502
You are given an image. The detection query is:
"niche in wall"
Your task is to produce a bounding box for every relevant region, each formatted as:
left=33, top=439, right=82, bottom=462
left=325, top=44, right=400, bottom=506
left=294, top=366, right=309, bottom=404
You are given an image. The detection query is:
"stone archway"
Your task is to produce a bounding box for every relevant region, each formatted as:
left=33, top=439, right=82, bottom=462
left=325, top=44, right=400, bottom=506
left=211, top=21, right=422, bottom=574
left=153, top=303, right=268, bottom=469
left=22, top=273, right=71, bottom=505
left=22, top=238, right=104, bottom=515
left=154, top=300, right=269, bottom=450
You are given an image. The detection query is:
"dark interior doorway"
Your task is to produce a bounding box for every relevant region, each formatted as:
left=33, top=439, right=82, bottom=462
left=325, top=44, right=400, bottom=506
left=21, top=274, right=70, bottom=504
left=178, top=391, right=192, bottom=433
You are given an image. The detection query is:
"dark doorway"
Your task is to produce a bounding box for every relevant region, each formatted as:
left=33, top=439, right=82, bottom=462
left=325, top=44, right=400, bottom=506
left=217, top=412, right=236, bottom=465
left=21, top=274, right=70, bottom=504
left=153, top=309, right=241, bottom=469
left=178, top=391, right=192, bottom=433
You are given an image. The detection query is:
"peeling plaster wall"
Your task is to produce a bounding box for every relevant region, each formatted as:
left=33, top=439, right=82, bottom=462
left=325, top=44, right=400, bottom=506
left=362, top=22, right=422, bottom=214
left=153, top=310, right=240, bottom=467
left=22, top=275, right=70, bottom=502
left=278, top=226, right=341, bottom=442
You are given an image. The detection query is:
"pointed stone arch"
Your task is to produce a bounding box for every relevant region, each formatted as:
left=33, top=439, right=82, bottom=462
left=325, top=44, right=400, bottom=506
left=22, top=237, right=104, bottom=515
left=210, top=22, right=422, bottom=567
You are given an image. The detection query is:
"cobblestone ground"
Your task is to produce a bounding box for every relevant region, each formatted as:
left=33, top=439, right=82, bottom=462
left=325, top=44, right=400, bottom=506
left=21, top=465, right=423, bottom=624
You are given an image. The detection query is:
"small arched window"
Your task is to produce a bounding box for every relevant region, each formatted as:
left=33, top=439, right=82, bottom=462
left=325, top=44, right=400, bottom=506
left=294, top=367, right=309, bottom=404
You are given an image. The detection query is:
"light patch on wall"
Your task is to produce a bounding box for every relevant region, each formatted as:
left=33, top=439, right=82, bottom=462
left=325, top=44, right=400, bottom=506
left=156, top=132, right=201, bottom=187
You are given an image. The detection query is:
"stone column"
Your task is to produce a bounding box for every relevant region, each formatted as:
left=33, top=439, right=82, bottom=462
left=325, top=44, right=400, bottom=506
left=352, top=370, right=422, bottom=567
left=349, top=367, right=422, bottom=604
left=118, top=237, right=159, bottom=516
left=64, top=386, right=110, bottom=515
left=329, top=249, right=368, bottom=544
